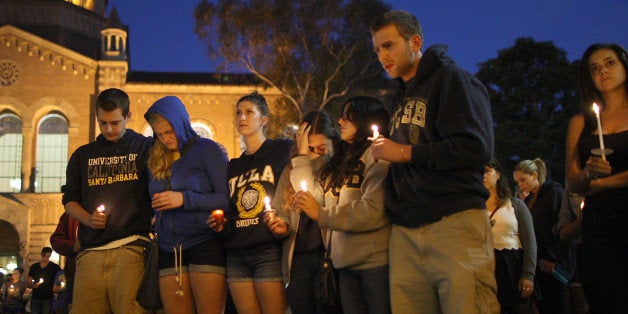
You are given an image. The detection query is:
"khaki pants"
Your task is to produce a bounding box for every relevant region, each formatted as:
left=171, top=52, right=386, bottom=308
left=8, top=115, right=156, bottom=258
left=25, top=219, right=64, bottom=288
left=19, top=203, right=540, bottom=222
left=389, top=209, right=499, bottom=314
left=71, top=245, right=147, bottom=314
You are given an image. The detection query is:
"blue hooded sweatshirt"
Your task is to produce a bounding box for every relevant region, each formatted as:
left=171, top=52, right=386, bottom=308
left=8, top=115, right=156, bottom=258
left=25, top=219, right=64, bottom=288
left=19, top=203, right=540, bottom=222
left=144, top=96, right=230, bottom=252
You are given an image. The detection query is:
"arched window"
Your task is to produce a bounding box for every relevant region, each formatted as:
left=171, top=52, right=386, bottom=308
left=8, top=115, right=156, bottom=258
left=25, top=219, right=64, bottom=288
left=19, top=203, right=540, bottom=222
left=35, top=113, right=68, bottom=192
left=0, top=220, right=22, bottom=273
left=191, top=122, right=213, bottom=139
left=0, top=113, right=22, bottom=192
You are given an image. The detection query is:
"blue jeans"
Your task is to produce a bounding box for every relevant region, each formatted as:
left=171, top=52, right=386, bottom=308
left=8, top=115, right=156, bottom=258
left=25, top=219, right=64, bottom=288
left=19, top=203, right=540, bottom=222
left=339, top=265, right=390, bottom=314
left=226, top=243, right=283, bottom=282
left=29, top=298, right=52, bottom=314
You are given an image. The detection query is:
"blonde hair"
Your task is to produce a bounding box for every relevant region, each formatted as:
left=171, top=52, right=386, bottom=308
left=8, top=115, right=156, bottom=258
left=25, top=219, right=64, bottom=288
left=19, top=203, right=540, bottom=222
left=514, top=158, right=547, bottom=185
left=146, top=113, right=175, bottom=180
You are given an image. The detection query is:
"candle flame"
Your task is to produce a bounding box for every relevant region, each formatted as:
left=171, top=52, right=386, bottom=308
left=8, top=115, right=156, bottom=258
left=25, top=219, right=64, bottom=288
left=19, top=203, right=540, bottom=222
left=300, top=180, right=307, bottom=192
left=368, top=124, right=380, bottom=141
left=592, top=103, right=599, bottom=115
left=580, top=200, right=585, bottom=209
left=263, top=196, right=272, bottom=212
left=38, top=278, right=44, bottom=284
left=97, top=204, right=105, bottom=213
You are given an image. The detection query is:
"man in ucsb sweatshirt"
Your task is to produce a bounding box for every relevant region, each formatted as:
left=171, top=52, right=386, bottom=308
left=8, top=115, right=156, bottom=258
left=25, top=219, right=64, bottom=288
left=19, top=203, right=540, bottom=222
left=62, top=88, right=152, bottom=313
left=370, top=10, right=499, bottom=313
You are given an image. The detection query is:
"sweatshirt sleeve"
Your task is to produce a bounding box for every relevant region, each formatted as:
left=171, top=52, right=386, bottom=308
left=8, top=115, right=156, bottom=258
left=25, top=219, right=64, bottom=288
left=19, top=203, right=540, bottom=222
left=181, top=142, right=230, bottom=212
left=411, top=66, right=494, bottom=171
left=318, top=151, right=391, bottom=233
left=50, top=213, right=78, bottom=257
left=513, top=198, right=537, bottom=280
left=62, top=149, right=83, bottom=205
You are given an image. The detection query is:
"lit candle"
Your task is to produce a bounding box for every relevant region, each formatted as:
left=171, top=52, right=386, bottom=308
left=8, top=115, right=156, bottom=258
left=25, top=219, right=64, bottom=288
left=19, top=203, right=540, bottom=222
left=580, top=200, right=585, bottom=211
left=38, top=278, right=44, bottom=284
left=368, top=124, right=380, bottom=141
left=300, top=180, right=307, bottom=192
left=592, top=103, right=606, bottom=160
left=263, top=196, right=275, bottom=220
left=60, top=281, right=65, bottom=288
left=96, top=204, right=106, bottom=213
left=211, top=209, right=224, bottom=224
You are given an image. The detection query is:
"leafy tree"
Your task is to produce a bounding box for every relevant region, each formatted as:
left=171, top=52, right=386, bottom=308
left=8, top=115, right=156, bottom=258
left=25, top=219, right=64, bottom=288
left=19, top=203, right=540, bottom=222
left=193, top=0, right=392, bottom=119
left=476, top=37, right=580, bottom=184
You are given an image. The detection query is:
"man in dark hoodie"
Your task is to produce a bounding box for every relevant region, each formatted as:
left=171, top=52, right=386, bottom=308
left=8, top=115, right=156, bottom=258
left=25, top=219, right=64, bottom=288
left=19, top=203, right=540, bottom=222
left=370, top=10, right=499, bottom=313
left=62, top=88, right=151, bottom=313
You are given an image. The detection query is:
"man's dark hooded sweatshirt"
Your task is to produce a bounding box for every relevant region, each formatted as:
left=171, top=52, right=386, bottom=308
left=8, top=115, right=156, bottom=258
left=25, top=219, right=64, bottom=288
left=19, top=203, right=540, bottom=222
left=385, top=45, right=494, bottom=228
left=62, top=118, right=151, bottom=249
left=145, top=96, right=230, bottom=252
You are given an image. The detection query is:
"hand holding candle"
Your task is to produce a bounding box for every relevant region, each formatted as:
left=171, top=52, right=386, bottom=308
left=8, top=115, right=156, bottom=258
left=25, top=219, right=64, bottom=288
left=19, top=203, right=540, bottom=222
left=211, top=209, right=224, bottom=225
left=91, top=204, right=108, bottom=229
left=38, top=278, right=44, bottom=284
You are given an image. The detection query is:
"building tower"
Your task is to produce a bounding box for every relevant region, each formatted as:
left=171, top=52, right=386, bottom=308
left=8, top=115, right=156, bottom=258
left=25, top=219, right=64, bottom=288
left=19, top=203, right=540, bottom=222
left=98, top=7, right=128, bottom=91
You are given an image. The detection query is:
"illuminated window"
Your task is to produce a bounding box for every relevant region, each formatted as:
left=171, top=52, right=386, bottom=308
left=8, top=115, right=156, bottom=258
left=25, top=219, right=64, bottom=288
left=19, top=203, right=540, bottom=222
left=0, top=113, right=22, bottom=192
left=144, top=122, right=214, bottom=139
left=35, top=114, right=68, bottom=192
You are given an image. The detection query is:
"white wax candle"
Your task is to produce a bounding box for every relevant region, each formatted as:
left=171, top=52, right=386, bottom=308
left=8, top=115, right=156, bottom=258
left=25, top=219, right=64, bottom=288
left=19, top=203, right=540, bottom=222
left=592, top=103, right=606, bottom=160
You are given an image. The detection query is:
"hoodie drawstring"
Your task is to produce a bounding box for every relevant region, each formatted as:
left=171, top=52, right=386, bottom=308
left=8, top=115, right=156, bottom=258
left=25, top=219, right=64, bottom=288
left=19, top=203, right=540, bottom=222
left=173, top=245, right=184, bottom=296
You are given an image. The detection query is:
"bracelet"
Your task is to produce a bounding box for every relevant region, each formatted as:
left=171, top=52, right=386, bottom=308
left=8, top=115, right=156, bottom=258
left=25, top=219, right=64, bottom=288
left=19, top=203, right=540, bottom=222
left=400, top=146, right=406, bottom=162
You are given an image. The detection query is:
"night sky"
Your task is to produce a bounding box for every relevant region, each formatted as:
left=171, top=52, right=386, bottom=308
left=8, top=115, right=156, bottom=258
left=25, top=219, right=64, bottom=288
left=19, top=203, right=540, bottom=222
left=107, top=0, right=627, bottom=74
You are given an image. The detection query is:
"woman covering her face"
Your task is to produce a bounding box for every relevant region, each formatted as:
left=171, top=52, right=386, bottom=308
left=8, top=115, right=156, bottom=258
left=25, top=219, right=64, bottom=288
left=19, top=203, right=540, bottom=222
left=272, top=110, right=343, bottom=313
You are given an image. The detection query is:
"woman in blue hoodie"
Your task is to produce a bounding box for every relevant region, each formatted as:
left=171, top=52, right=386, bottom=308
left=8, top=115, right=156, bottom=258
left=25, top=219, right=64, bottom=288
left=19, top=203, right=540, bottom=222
left=145, top=96, right=230, bottom=314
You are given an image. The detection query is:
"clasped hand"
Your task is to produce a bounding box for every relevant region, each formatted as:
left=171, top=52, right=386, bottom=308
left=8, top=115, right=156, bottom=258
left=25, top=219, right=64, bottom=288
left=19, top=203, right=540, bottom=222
left=152, top=191, right=184, bottom=211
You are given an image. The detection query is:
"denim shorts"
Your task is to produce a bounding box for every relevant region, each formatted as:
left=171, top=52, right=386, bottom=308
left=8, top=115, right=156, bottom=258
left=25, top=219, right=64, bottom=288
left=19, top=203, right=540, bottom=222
left=158, top=238, right=226, bottom=277
left=226, top=243, right=283, bottom=283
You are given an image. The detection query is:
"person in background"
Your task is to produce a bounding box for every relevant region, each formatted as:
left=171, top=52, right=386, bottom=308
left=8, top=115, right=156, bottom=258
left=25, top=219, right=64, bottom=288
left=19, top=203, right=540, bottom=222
left=144, top=96, right=230, bottom=314
left=50, top=212, right=79, bottom=314
left=62, top=88, right=152, bottom=313
left=294, top=96, right=392, bottom=313
left=1, top=267, right=28, bottom=314
left=27, top=247, right=60, bottom=314
left=553, top=188, right=588, bottom=313
left=370, top=10, right=498, bottom=313
left=213, top=91, right=292, bottom=313
left=565, top=43, right=628, bottom=313
left=271, top=110, right=342, bottom=313
left=513, top=158, right=566, bottom=313
left=484, top=158, right=536, bottom=313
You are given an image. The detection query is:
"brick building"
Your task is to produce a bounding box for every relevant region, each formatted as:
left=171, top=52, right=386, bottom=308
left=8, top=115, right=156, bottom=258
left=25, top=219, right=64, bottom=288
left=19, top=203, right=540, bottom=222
left=0, top=0, right=282, bottom=273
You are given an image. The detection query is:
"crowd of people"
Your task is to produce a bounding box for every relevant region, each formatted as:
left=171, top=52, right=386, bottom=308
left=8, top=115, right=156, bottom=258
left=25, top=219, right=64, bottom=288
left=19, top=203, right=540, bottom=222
left=2, top=9, right=626, bottom=314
